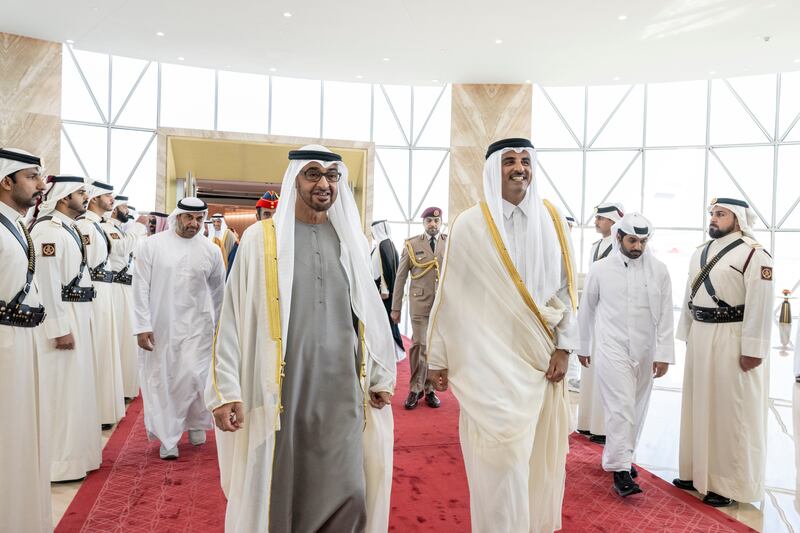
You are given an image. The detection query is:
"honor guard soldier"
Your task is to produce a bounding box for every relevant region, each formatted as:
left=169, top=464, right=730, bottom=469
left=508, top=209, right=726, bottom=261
left=577, top=201, right=625, bottom=445
left=31, top=175, right=103, bottom=482
left=106, top=195, right=145, bottom=400
left=0, top=148, right=51, bottom=533
left=391, top=206, right=446, bottom=409
left=76, top=181, right=126, bottom=428
left=674, top=197, right=773, bottom=508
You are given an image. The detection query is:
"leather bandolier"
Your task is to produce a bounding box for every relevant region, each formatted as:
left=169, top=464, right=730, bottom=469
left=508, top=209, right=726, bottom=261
left=32, top=216, right=96, bottom=303
left=688, top=238, right=749, bottom=323
left=0, top=212, right=46, bottom=327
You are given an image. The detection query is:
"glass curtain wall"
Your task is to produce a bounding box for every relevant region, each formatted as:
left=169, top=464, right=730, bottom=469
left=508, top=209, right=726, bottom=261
left=59, top=44, right=452, bottom=255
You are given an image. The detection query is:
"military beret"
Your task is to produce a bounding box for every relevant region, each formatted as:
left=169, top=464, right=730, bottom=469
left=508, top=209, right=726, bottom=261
left=421, top=207, right=442, bottom=219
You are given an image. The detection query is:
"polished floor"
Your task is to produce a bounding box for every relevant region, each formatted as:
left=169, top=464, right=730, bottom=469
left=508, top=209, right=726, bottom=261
left=51, top=344, right=800, bottom=532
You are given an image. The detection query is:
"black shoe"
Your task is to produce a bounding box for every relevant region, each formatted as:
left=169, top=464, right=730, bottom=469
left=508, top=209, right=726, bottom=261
left=404, top=391, right=421, bottom=410
left=630, top=465, right=638, bottom=479
left=576, top=429, right=591, bottom=436
left=613, top=471, right=642, bottom=497
left=589, top=434, right=606, bottom=445
left=101, top=423, right=114, bottom=430
left=703, top=492, right=733, bottom=507
left=672, top=478, right=696, bottom=491
left=425, top=391, right=441, bottom=408
left=52, top=476, right=86, bottom=484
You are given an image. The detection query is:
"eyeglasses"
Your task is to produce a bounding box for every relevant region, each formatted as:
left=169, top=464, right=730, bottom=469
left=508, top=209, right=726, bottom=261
left=302, top=168, right=342, bottom=183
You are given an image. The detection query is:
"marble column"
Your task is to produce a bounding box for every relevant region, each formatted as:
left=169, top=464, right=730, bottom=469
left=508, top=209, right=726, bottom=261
left=449, top=83, right=532, bottom=217
left=0, top=33, right=61, bottom=173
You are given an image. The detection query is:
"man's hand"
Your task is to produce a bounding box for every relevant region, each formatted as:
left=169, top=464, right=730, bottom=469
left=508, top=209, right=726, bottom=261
left=546, top=349, right=570, bottom=383
left=381, top=292, right=390, bottom=300
left=213, top=401, right=245, bottom=432
left=137, top=332, right=155, bottom=351
left=54, top=333, right=75, bottom=350
left=428, top=369, right=449, bottom=391
left=653, top=362, right=669, bottom=378
left=390, top=310, right=401, bottom=324
left=369, top=391, right=393, bottom=409
left=740, top=355, right=763, bottom=372
left=578, top=355, right=590, bottom=368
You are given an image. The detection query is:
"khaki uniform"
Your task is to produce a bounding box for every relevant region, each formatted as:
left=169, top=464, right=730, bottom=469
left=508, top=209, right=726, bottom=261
left=391, top=232, right=446, bottom=393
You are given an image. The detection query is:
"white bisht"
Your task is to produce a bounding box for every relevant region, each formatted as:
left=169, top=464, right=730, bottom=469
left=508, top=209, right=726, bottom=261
left=207, top=145, right=396, bottom=533
left=133, top=198, right=226, bottom=450
left=427, top=139, right=577, bottom=533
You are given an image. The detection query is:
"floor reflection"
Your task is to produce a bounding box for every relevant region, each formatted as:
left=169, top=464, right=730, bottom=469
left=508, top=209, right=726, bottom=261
left=621, top=348, right=799, bottom=532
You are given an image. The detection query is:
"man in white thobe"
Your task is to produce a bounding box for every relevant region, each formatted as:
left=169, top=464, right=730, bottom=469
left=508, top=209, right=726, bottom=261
left=576, top=201, right=625, bottom=444
left=31, top=175, right=102, bottom=481
left=207, top=145, right=396, bottom=533
left=133, top=197, right=225, bottom=459
left=427, top=138, right=578, bottom=533
left=106, top=195, right=146, bottom=399
left=76, top=181, right=125, bottom=428
left=0, top=149, right=51, bottom=532
left=578, top=213, right=674, bottom=497
left=674, top=197, right=773, bottom=507
left=209, top=213, right=238, bottom=270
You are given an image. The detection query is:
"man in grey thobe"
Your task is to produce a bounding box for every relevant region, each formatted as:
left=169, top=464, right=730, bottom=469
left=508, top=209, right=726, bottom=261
left=209, top=145, right=395, bottom=533
left=269, top=219, right=367, bottom=531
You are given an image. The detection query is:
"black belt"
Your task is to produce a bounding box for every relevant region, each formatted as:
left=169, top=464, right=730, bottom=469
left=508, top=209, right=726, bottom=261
left=689, top=303, right=745, bottom=323
left=90, top=266, right=115, bottom=283
left=112, top=270, right=132, bottom=285
left=0, top=300, right=46, bottom=328
left=61, top=282, right=96, bottom=302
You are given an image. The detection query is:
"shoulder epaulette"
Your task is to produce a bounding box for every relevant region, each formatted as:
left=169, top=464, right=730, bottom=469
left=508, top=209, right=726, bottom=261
left=741, top=236, right=763, bottom=249
left=696, top=239, right=711, bottom=249
left=48, top=217, right=63, bottom=227
left=591, top=239, right=601, bottom=246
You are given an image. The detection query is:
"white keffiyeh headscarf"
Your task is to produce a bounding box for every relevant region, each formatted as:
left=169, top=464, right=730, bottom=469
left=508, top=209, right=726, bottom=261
left=709, top=197, right=758, bottom=240
left=0, top=148, right=43, bottom=178
left=482, top=141, right=565, bottom=308
left=167, top=197, right=208, bottom=239
left=594, top=202, right=625, bottom=223
left=272, top=144, right=396, bottom=380
left=34, top=175, right=87, bottom=220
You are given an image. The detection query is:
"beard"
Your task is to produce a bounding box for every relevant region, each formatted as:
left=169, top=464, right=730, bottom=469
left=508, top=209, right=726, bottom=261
left=620, top=247, right=642, bottom=259
left=114, top=210, right=128, bottom=223
left=708, top=225, right=733, bottom=239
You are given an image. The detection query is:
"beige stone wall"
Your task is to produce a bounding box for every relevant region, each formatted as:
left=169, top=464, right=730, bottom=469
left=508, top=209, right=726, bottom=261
left=0, top=33, right=61, bottom=174
left=449, top=84, right=532, bottom=217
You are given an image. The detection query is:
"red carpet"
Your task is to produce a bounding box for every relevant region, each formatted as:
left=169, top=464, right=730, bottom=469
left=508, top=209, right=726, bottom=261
left=55, top=397, right=226, bottom=532
left=58, top=345, right=755, bottom=532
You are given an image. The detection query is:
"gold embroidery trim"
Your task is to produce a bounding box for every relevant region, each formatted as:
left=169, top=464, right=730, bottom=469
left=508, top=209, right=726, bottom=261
left=405, top=240, right=440, bottom=281
left=261, top=220, right=285, bottom=423
left=480, top=201, right=555, bottom=341
left=542, top=199, right=578, bottom=312
left=424, top=208, right=462, bottom=350
left=359, top=321, right=368, bottom=429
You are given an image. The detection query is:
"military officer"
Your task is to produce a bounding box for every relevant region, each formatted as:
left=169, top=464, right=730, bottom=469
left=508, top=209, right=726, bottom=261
left=391, top=206, right=446, bottom=409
